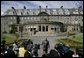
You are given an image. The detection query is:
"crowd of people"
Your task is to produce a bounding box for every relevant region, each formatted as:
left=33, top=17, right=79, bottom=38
left=1, top=38, right=83, bottom=57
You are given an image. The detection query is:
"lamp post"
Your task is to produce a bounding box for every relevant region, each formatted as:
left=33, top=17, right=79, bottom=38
left=19, top=25, right=23, bottom=39
left=11, top=7, right=21, bottom=39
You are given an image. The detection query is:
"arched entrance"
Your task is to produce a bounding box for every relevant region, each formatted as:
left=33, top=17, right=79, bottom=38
left=38, top=12, right=49, bottom=16
left=38, top=12, right=49, bottom=22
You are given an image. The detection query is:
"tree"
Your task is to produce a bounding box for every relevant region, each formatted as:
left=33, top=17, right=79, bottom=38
left=10, top=24, right=17, bottom=34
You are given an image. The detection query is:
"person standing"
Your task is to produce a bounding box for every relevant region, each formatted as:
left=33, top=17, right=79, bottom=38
left=4, top=45, right=16, bottom=57
left=18, top=44, right=26, bottom=57
left=27, top=39, right=33, bottom=45
left=32, top=44, right=39, bottom=57
left=26, top=43, right=33, bottom=52
left=12, top=41, right=19, bottom=56
left=26, top=39, right=33, bottom=52
left=72, top=49, right=79, bottom=57
left=42, top=38, right=50, bottom=54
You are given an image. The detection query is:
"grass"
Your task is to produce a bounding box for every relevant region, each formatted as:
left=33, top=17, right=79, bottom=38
left=68, top=31, right=76, bottom=36
left=57, top=34, right=83, bottom=49
left=57, top=39, right=83, bottom=49
left=1, top=33, right=19, bottom=44
left=71, top=35, right=83, bottom=43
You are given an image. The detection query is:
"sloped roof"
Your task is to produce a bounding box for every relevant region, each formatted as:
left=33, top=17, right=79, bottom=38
left=2, top=8, right=83, bottom=16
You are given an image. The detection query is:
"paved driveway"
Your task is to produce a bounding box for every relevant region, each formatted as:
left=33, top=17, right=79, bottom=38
left=21, top=33, right=83, bottom=57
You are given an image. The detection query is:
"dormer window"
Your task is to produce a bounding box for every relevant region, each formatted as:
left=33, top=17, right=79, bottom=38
left=27, top=12, right=29, bottom=15
left=21, top=12, right=23, bottom=15
left=38, top=12, right=49, bottom=16
left=13, top=11, right=14, bottom=15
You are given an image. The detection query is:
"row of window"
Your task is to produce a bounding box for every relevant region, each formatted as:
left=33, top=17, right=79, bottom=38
left=1, top=17, right=16, bottom=20
left=20, top=17, right=80, bottom=22
left=29, top=26, right=58, bottom=32
left=8, top=11, right=38, bottom=15
left=30, top=28, right=36, bottom=31
left=72, top=27, right=79, bottom=31
left=25, top=26, right=60, bottom=32
left=2, top=16, right=81, bottom=20
left=39, top=26, right=48, bottom=32
left=21, top=17, right=38, bottom=20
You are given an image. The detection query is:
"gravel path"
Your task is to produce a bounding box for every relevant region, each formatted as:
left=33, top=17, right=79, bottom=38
left=30, top=36, right=68, bottom=57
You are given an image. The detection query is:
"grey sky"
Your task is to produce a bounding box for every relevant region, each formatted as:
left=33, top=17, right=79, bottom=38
left=1, top=1, right=83, bottom=15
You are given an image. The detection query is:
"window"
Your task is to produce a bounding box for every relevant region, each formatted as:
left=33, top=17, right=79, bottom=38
left=14, top=17, right=16, bottom=20
left=34, top=28, right=36, bottom=30
left=39, top=26, right=41, bottom=31
left=21, top=12, right=23, bottom=15
left=13, top=12, right=14, bottom=15
left=42, top=26, right=45, bottom=31
left=27, top=12, right=29, bottom=15
left=30, top=28, right=32, bottom=31
left=10, top=22, right=13, bottom=24
left=73, top=27, right=75, bottom=31
left=51, top=28, right=54, bottom=30
left=25, top=17, right=26, bottom=19
left=53, top=9, right=56, bottom=11
left=11, top=17, right=12, bottom=19
left=27, top=17, right=29, bottom=19
left=25, top=28, right=27, bottom=31
left=21, top=17, right=23, bottom=20
left=55, top=28, right=56, bottom=31
left=59, top=9, right=63, bottom=15
left=46, top=26, right=48, bottom=31
left=77, top=27, right=78, bottom=30
left=65, top=9, right=70, bottom=15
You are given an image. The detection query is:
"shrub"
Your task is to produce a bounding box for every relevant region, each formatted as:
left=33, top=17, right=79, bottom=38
left=14, top=33, right=19, bottom=38
left=73, top=35, right=75, bottom=38
left=68, top=32, right=75, bottom=36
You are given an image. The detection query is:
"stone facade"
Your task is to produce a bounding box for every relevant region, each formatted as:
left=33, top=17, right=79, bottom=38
left=1, top=6, right=83, bottom=38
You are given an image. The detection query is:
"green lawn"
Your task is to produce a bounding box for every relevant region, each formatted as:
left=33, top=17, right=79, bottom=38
left=1, top=33, right=19, bottom=44
left=71, top=35, right=83, bottom=43
left=57, top=34, right=83, bottom=49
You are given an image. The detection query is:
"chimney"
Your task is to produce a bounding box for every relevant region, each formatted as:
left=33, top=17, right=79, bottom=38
left=46, top=6, right=48, bottom=8
left=39, top=6, right=41, bottom=12
left=78, top=6, right=82, bottom=14
left=24, top=6, right=26, bottom=9
left=78, top=6, right=82, bottom=11
left=46, top=6, right=48, bottom=12
left=11, top=7, right=17, bottom=15
left=21, top=12, right=23, bottom=15
left=11, top=7, right=15, bottom=10
left=60, top=6, right=63, bottom=9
